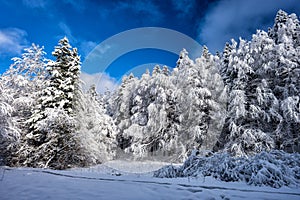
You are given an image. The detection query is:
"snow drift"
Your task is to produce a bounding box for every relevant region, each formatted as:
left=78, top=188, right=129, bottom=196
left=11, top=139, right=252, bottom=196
left=154, top=150, right=300, bottom=188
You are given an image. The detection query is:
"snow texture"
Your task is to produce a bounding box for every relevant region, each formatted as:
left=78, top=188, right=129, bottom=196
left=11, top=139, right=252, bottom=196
left=154, top=150, right=300, bottom=188
left=1, top=161, right=300, bottom=200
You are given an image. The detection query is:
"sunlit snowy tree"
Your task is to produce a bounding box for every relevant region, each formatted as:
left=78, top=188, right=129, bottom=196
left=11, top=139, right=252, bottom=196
left=0, top=44, right=48, bottom=164
left=218, top=10, right=300, bottom=155
left=75, top=84, right=118, bottom=163
left=218, top=37, right=275, bottom=156
left=267, top=10, right=300, bottom=151
left=16, top=37, right=85, bottom=169
left=112, top=48, right=225, bottom=161
left=0, top=81, right=17, bottom=164
left=2, top=44, right=48, bottom=131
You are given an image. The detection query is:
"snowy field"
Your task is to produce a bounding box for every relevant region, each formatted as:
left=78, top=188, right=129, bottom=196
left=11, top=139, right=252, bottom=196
left=1, top=161, right=300, bottom=200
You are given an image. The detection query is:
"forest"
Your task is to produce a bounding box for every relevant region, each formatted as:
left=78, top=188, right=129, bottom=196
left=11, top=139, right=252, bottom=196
left=0, top=10, right=299, bottom=186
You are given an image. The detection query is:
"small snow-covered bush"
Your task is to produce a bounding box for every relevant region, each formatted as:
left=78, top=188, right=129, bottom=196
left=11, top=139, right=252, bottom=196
left=154, top=150, right=300, bottom=188
left=154, top=165, right=181, bottom=178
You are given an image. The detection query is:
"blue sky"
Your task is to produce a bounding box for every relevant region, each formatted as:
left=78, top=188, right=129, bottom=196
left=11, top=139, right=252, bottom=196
left=0, top=0, right=300, bottom=81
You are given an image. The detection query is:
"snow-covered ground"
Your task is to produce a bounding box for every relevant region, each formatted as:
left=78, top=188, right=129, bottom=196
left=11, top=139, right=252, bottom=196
left=0, top=161, right=299, bottom=200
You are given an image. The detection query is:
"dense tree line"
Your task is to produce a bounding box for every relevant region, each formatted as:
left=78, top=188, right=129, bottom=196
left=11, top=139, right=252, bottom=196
left=110, top=10, right=299, bottom=159
left=217, top=10, right=300, bottom=156
left=0, top=10, right=299, bottom=168
left=108, top=47, right=226, bottom=161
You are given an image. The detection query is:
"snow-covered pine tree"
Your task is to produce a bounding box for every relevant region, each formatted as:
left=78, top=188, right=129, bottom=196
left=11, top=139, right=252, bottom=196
left=249, top=30, right=283, bottom=151
left=218, top=11, right=300, bottom=156
left=219, top=42, right=233, bottom=87
left=195, top=46, right=226, bottom=150
left=268, top=10, right=300, bottom=152
left=134, top=65, right=175, bottom=158
left=17, top=37, right=85, bottom=169
left=43, top=37, right=81, bottom=115
left=218, top=37, right=276, bottom=156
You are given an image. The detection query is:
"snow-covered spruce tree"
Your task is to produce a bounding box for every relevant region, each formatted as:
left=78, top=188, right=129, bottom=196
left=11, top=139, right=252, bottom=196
left=249, top=30, right=285, bottom=152
left=267, top=10, right=300, bottom=152
left=217, top=10, right=300, bottom=156
left=0, top=44, right=48, bottom=164
left=16, top=37, right=86, bottom=169
left=217, top=37, right=276, bottom=156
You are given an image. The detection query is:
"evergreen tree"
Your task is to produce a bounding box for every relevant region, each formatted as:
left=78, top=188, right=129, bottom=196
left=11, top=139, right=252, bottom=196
left=42, top=37, right=81, bottom=115
left=17, top=37, right=84, bottom=169
left=218, top=37, right=275, bottom=156
left=268, top=10, right=300, bottom=151
left=218, top=10, right=300, bottom=155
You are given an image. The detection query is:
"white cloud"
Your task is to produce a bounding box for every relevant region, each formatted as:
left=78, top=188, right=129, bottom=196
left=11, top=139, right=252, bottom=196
left=58, top=22, right=77, bottom=43
left=0, top=28, right=28, bottom=57
left=80, top=72, right=118, bottom=94
left=198, top=0, right=300, bottom=53
left=95, top=44, right=111, bottom=55
left=22, top=0, right=47, bottom=8
left=80, top=40, right=98, bottom=57
left=57, top=22, right=100, bottom=59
